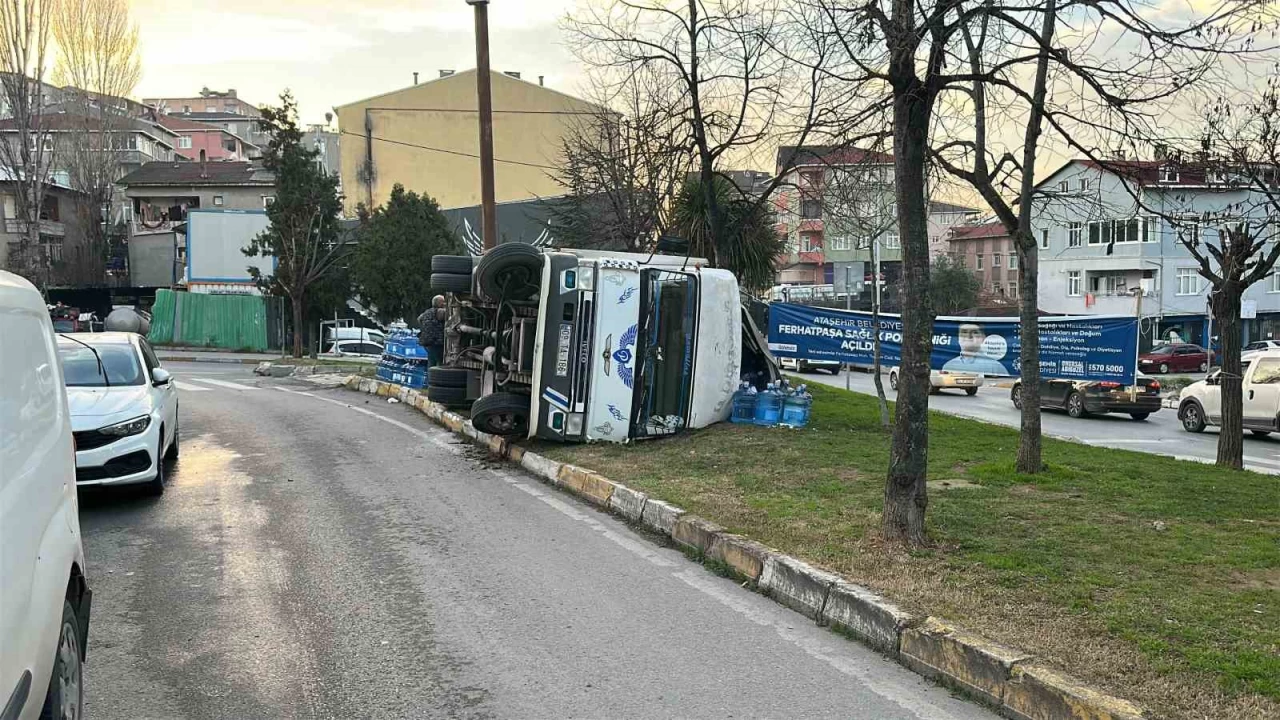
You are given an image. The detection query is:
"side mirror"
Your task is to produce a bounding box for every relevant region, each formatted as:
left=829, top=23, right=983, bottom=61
left=151, top=368, right=172, bottom=387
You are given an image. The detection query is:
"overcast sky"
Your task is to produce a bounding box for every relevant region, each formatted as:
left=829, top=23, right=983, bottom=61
left=131, top=0, right=584, bottom=125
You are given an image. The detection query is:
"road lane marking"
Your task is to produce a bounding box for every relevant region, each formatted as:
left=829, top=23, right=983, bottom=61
left=189, top=377, right=260, bottom=391
left=174, top=381, right=211, bottom=392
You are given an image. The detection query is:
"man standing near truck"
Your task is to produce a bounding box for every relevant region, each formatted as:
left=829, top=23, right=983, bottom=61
left=418, top=295, right=446, bottom=367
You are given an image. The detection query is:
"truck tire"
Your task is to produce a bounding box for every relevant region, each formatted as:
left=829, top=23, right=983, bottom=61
left=428, top=366, right=470, bottom=388
left=427, top=384, right=468, bottom=406
left=1180, top=400, right=1207, bottom=432
left=431, top=255, right=474, bottom=274
left=430, top=272, right=472, bottom=295
left=470, top=392, right=531, bottom=437
left=476, top=243, right=543, bottom=301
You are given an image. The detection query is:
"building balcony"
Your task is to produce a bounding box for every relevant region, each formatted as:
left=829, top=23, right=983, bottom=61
left=797, top=250, right=825, bottom=265
left=131, top=219, right=182, bottom=236
left=797, top=218, right=823, bottom=233
left=4, top=218, right=65, bottom=236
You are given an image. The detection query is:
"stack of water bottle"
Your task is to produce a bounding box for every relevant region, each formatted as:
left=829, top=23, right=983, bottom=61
left=730, top=378, right=812, bottom=428
left=376, top=328, right=430, bottom=389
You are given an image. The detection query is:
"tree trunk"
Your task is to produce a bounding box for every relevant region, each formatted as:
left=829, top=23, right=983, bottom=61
left=872, top=267, right=890, bottom=428
left=884, top=86, right=933, bottom=545
left=1016, top=230, right=1043, bottom=473
left=1212, top=287, right=1243, bottom=469
left=291, top=294, right=305, bottom=359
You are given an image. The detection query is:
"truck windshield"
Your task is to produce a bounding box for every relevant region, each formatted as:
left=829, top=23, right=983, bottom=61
left=633, top=270, right=697, bottom=436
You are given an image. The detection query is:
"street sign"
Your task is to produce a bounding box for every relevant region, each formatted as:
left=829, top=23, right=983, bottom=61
left=1242, top=299, right=1257, bottom=319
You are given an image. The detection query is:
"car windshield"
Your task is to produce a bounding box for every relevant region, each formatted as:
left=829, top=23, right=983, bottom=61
left=633, top=270, right=697, bottom=437
left=1148, top=345, right=1174, bottom=355
left=59, top=343, right=145, bottom=387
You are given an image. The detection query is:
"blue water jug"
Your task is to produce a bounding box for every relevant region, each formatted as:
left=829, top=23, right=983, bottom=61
left=781, top=384, right=812, bottom=428
left=754, top=382, right=783, bottom=426
left=731, top=382, right=758, bottom=423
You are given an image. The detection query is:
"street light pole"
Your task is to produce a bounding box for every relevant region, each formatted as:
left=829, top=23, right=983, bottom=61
left=467, top=0, right=498, bottom=251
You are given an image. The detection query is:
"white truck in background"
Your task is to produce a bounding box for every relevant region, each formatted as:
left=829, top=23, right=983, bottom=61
left=1178, top=350, right=1280, bottom=437
left=425, top=244, right=775, bottom=442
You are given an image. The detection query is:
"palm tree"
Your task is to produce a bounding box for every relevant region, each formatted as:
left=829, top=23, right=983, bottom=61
left=669, top=174, right=785, bottom=293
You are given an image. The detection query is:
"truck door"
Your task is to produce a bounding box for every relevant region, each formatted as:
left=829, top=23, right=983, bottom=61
left=1243, top=357, right=1280, bottom=432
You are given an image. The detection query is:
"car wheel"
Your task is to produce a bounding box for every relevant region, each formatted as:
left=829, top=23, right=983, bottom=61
left=470, top=392, right=531, bottom=437
left=1011, top=384, right=1022, bottom=409
left=1066, top=391, right=1088, bottom=418
left=431, top=254, right=475, bottom=275
left=39, top=600, right=83, bottom=720
left=476, top=243, right=543, bottom=301
left=889, top=372, right=898, bottom=391
left=828, top=367, right=840, bottom=376
left=964, top=387, right=978, bottom=396
left=1199, top=361, right=1209, bottom=372
left=428, top=366, right=470, bottom=388
left=165, top=416, right=179, bottom=461
left=146, top=438, right=165, bottom=496
left=1159, top=362, right=1169, bottom=374
left=427, top=384, right=469, bottom=407
left=1250, top=430, right=1272, bottom=438
left=1180, top=401, right=1207, bottom=433
left=1129, top=412, right=1150, bottom=421
left=929, top=385, right=941, bottom=395
left=430, top=272, right=472, bottom=295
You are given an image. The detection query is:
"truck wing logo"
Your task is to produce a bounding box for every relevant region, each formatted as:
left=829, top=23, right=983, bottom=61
left=602, top=334, right=613, bottom=376
left=614, top=324, right=637, bottom=389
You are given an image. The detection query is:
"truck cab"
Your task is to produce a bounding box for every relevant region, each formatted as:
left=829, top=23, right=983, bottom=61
left=1178, top=349, right=1280, bottom=436
left=428, top=245, right=769, bottom=443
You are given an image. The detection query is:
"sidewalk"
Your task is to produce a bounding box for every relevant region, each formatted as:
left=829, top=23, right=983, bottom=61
left=155, top=348, right=283, bottom=364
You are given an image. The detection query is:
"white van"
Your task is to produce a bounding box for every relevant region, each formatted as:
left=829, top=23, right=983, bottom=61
left=326, top=327, right=386, bottom=346
left=1, top=270, right=92, bottom=720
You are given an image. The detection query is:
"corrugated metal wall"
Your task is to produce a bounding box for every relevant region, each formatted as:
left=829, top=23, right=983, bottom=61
left=148, top=289, right=269, bottom=351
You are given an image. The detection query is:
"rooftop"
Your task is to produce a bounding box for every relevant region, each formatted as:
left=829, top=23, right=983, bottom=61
left=117, top=161, right=274, bottom=187
left=930, top=200, right=980, bottom=215
left=776, top=145, right=895, bottom=170
left=949, top=221, right=1008, bottom=240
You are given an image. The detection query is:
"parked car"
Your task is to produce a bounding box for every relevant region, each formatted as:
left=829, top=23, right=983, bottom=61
left=1178, top=350, right=1280, bottom=436
left=2, top=270, right=92, bottom=720
left=1243, top=340, right=1280, bottom=362
left=324, top=339, right=385, bottom=359
left=326, top=326, right=386, bottom=346
left=779, top=356, right=842, bottom=375
left=58, top=332, right=179, bottom=495
left=1138, top=343, right=1212, bottom=374
left=1010, top=375, right=1162, bottom=420
left=888, top=366, right=983, bottom=395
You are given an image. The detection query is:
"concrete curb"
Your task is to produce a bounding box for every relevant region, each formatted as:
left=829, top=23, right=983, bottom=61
left=343, top=377, right=1148, bottom=720
left=158, top=354, right=269, bottom=365
left=253, top=361, right=368, bottom=377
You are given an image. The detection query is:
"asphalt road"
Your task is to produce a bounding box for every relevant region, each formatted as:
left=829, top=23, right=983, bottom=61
left=796, top=367, right=1280, bottom=474
left=77, top=361, right=994, bottom=720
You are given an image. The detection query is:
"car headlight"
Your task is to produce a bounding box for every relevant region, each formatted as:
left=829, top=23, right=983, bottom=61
left=99, top=415, right=151, bottom=437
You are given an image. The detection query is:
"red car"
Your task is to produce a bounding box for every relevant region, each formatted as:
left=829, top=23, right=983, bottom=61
left=1138, top=343, right=1212, bottom=374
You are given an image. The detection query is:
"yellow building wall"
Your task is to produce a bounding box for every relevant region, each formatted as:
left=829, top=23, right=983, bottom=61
left=336, top=70, right=601, bottom=215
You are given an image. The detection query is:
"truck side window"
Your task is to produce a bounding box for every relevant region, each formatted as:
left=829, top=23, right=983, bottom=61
left=1252, top=359, right=1280, bottom=384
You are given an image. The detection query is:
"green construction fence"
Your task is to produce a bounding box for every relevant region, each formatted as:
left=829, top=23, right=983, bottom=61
left=148, top=289, right=270, bottom=352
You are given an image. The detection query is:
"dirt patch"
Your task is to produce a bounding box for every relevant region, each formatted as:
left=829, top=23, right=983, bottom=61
left=928, top=478, right=981, bottom=491
left=1232, top=568, right=1280, bottom=592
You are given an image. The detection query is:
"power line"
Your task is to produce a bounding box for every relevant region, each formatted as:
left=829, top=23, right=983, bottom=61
left=339, top=129, right=557, bottom=170
left=364, top=106, right=600, bottom=116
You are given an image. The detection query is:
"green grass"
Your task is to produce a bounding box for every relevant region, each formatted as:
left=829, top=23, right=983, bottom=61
left=535, top=383, right=1280, bottom=719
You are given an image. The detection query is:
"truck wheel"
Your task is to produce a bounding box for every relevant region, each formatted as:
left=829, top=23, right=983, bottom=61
left=1066, top=391, right=1088, bottom=418
left=1180, top=401, right=1206, bottom=432
left=39, top=600, right=83, bottom=720
left=430, top=273, right=471, bottom=295
left=476, top=243, right=543, bottom=301
left=470, top=392, right=531, bottom=437
left=431, top=255, right=475, bottom=274
left=428, top=366, right=470, bottom=388
left=427, top=384, right=468, bottom=406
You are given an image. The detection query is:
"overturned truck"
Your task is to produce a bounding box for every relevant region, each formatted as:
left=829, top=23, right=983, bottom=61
left=426, top=243, right=775, bottom=442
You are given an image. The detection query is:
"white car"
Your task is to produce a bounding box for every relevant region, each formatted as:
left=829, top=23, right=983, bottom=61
left=2, top=270, right=91, bottom=720
left=779, top=356, right=842, bottom=375
left=1242, top=339, right=1280, bottom=362
left=58, top=332, right=179, bottom=495
left=888, top=365, right=984, bottom=396
left=324, top=339, right=385, bottom=359
left=1178, top=349, right=1280, bottom=437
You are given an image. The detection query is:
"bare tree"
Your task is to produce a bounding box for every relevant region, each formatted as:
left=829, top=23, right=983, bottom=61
left=564, top=0, right=829, bottom=263
left=545, top=67, right=688, bottom=252
left=51, top=0, right=140, bottom=286
left=0, top=0, right=57, bottom=290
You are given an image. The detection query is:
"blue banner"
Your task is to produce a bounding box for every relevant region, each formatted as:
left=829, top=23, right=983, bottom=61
left=767, top=303, right=1138, bottom=384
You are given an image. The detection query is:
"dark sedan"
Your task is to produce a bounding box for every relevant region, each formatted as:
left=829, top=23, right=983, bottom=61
left=1011, top=376, right=1163, bottom=420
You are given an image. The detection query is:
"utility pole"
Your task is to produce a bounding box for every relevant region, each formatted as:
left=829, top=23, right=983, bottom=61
left=467, top=0, right=498, bottom=251
left=845, top=265, right=852, bottom=391
left=1131, top=286, right=1143, bottom=403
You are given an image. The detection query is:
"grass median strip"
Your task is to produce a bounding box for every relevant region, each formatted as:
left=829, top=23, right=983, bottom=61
left=533, top=383, right=1279, bottom=720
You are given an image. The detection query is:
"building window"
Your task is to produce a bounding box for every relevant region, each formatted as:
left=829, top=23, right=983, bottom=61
left=830, top=235, right=851, bottom=251
left=1177, top=218, right=1201, bottom=245
left=993, top=253, right=1002, bottom=268
left=1058, top=180, right=1069, bottom=192
left=1176, top=267, right=1201, bottom=296
left=1040, top=228, right=1049, bottom=249
left=1088, top=221, right=1103, bottom=245
left=213, top=195, right=224, bottom=207
left=1160, top=165, right=1179, bottom=183
left=26, top=135, right=54, bottom=153
left=1090, top=272, right=1128, bottom=296
left=800, top=232, right=820, bottom=252
left=993, top=282, right=1002, bottom=295
left=1009, top=253, right=1017, bottom=269
left=1270, top=270, right=1280, bottom=293
left=1009, top=282, right=1019, bottom=298
left=1067, top=270, right=1082, bottom=296
left=182, top=105, right=191, bottom=113
left=976, top=254, right=984, bottom=270
left=1078, top=178, right=1090, bottom=191
left=882, top=234, right=900, bottom=249
left=1067, top=222, right=1082, bottom=247
left=1142, top=217, right=1157, bottom=242
left=178, top=135, right=192, bottom=149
